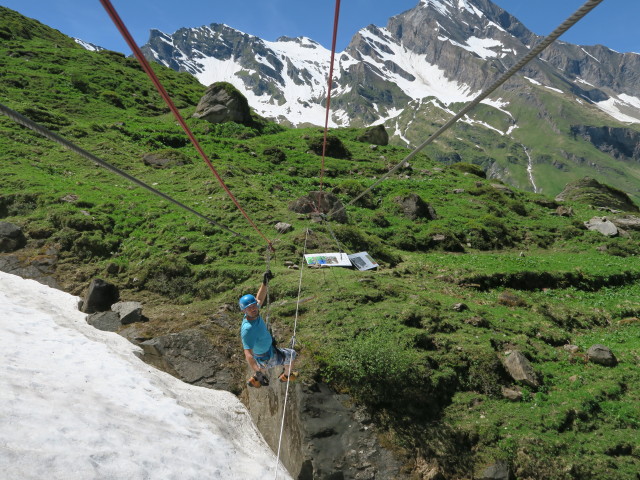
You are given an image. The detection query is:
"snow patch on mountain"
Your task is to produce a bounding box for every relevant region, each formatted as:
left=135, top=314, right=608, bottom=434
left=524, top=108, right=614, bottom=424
left=595, top=95, right=640, bottom=124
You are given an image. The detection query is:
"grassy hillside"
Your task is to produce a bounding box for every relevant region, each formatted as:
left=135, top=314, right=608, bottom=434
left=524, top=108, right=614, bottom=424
left=1, top=7, right=639, bottom=479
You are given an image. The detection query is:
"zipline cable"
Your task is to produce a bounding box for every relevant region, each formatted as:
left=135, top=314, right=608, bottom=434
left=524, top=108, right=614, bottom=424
left=99, top=0, right=273, bottom=250
left=319, top=0, right=341, bottom=191
left=328, top=0, right=605, bottom=217
left=273, top=228, right=309, bottom=480
left=0, top=102, right=256, bottom=243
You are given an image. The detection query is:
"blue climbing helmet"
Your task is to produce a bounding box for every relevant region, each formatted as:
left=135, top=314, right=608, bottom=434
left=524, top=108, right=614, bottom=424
left=239, top=294, right=258, bottom=310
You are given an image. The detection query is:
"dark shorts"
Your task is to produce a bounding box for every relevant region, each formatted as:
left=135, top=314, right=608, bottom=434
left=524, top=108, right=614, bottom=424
left=254, top=347, right=296, bottom=369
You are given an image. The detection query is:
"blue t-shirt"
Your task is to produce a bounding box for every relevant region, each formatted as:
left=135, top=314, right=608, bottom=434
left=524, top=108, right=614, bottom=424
left=241, top=315, right=272, bottom=356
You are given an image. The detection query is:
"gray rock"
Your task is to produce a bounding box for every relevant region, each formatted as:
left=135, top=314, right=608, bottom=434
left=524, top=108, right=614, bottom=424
left=81, top=279, right=119, bottom=314
left=356, top=124, right=389, bottom=146
left=584, top=217, right=618, bottom=236
left=0, top=222, right=27, bottom=252
left=480, top=461, right=514, bottom=480
left=503, top=350, right=539, bottom=387
left=87, top=311, right=121, bottom=332
left=610, top=215, right=640, bottom=231
left=140, top=329, right=238, bottom=389
left=192, top=82, right=251, bottom=124
left=586, top=344, right=617, bottom=366
left=0, top=253, right=59, bottom=288
left=111, top=301, right=143, bottom=325
left=394, top=193, right=437, bottom=221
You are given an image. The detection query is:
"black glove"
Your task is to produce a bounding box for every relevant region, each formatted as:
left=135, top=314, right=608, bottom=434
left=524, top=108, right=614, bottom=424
left=263, top=269, right=274, bottom=284
left=254, top=371, right=269, bottom=386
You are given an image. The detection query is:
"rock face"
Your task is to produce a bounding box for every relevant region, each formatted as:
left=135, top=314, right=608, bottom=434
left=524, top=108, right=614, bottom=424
left=555, top=177, right=639, bottom=212
left=570, top=125, right=640, bottom=161
left=0, top=222, right=27, bottom=252
left=192, top=82, right=251, bottom=125
left=289, top=191, right=348, bottom=224
left=245, top=380, right=407, bottom=480
left=111, top=301, right=143, bottom=325
left=0, top=251, right=59, bottom=288
left=140, top=329, right=241, bottom=391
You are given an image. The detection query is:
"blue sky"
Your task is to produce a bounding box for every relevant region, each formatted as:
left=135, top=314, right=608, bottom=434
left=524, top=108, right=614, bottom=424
left=1, top=0, right=638, bottom=54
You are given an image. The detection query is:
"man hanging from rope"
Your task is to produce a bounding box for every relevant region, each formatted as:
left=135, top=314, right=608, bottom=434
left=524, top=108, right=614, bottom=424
left=239, top=270, right=297, bottom=388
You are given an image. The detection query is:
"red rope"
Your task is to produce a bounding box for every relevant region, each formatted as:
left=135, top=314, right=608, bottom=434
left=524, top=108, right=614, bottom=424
left=319, top=0, right=341, bottom=191
left=99, top=0, right=273, bottom=250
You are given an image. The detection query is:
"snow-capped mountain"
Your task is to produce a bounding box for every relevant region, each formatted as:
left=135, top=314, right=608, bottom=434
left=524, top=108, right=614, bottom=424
left=141, top=0, right=640, bottom=130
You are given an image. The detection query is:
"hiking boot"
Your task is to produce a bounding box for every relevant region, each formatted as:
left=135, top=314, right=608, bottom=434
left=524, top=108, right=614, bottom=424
left=279, top=370, right=298, bottom=383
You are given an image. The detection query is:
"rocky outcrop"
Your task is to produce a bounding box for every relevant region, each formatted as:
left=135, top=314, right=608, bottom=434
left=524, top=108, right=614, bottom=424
left=80, top=278, right=119, bottom=314
left=586, top=344, right=617, bottom=367
left=570, top=125, right=640, bottom=161
left=584, top=217, right=618, bottom=236
left=87, top=311, right=121, bottom=332
left=0, top=250, right=59, bottom=288
left=245, top=379, right=407, bottom=479
left=306, top=135, right=352, bottom=159
left=289, top=191, right=348, bottom=224
left=0, top=222, right=27, bottom=252
left=140, top=328, right=241, bottom=391
left=555, top=177, right=639, bottom=212
left=356, top=124, right=389, bottom=146
left=394, top=193, right=437, bottom=221
left=502, top=350, right=539, bottom=387
left=192, top=82, right=252, bottom=125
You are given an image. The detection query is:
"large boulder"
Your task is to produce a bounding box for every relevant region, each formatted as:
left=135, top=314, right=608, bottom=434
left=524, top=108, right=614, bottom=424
left=394, top=193, right=437, bottom=221
left=86, top=311, right=121, bottom=332
left=289, top=191, right=348, bottom=224
left=502, top=350, right=539, bottom=387
left=586, top=344, right=617, bottom=366
left=306, top=135, right=351, bottom=159
left=555, top=177, right=639, bottom=212
left=584, top=217, right=618, bottom=236
left=111, top=301, right=143, bottom=325
left=192, top=82, right=251, bottom=125
left=80, top=278, right=119, bottom=314
left=0, top=222, right=27, bottom=252
left=356, top=124, right=389, bottom=146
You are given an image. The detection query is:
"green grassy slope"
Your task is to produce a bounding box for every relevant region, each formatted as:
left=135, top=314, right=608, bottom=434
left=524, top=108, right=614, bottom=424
left=1, top=7, right=639, bottom=479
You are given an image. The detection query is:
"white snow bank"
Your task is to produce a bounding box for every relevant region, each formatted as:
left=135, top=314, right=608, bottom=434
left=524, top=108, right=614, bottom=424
left=0, top=271, right=292, bottom=480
